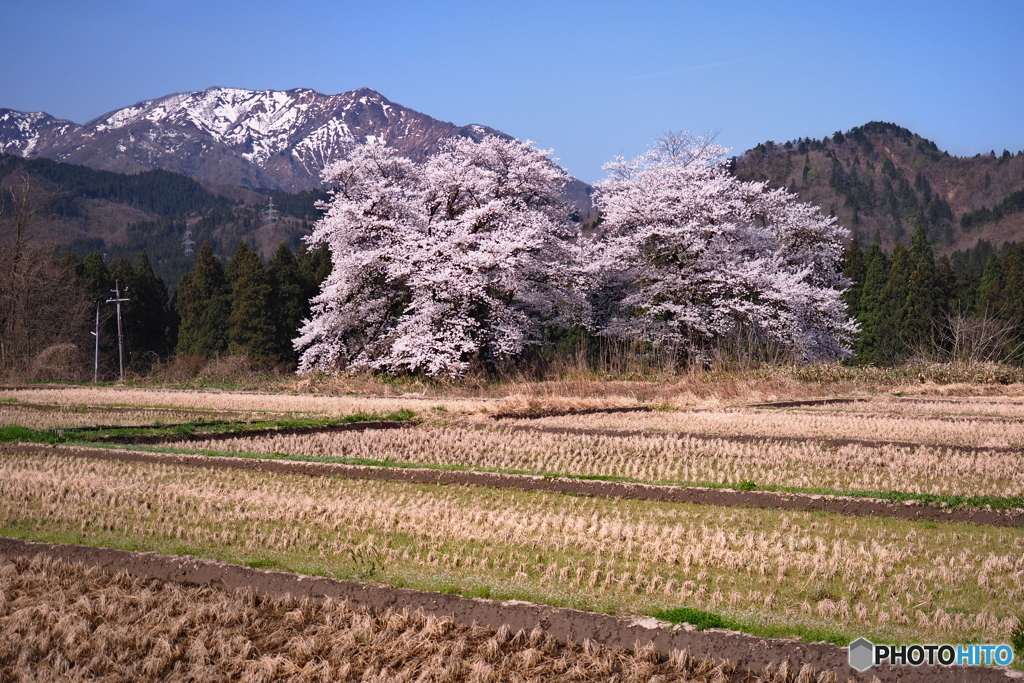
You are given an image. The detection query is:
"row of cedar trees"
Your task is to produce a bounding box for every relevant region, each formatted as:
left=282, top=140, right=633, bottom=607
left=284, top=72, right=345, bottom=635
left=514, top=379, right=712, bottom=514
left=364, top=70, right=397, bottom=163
left=843, top=223, right=1024, bottom=364
left=72, top=241, right=330, bottom=371
left=70, top=223, right=1023, bottom=374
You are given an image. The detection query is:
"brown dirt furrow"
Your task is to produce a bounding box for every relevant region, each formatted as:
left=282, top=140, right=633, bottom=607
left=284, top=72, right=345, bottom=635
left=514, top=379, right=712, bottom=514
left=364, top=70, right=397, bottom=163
left=7, top=442, right=1023, bottom=527
left=746, top=398, right=869, bottom=408
left=486, top=406, right=655, bottom=419
left=747, top=405, right=1024, bottom=425
left=802, top=412, right=1024, bottom=424
left=747, top=396, right=1024, bottom=409
left=489, top=422, right=1024, bottom=455
left=0, top=536, right=1013, bottom=683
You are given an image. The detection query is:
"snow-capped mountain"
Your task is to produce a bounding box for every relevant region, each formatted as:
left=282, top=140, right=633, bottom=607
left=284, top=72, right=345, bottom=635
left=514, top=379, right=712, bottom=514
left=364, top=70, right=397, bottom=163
left=0, top=87, right=506, bottom=192
left=0, top=110, right=81, bottom=158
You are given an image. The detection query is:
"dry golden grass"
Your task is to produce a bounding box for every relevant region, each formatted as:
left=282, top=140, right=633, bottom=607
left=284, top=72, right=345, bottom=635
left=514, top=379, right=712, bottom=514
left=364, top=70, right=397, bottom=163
left=261, top=361, right=1024, bottom=403
left=795, top=397, right=1024, bottom=419
left=1, top=449, right=1020, bottom=646
left=186, top=425, right=1024, bottom=498
left=0, top=554, right=779, bottom=683
left=0, top=405, right=259, bottom=430
left=474, top=395, right=644, bottom=419
left=0, top=387, right=487, bottom=418
left=501, top=407, right=1024, bottom=447
left=4, top=375, right=1024, bottom=422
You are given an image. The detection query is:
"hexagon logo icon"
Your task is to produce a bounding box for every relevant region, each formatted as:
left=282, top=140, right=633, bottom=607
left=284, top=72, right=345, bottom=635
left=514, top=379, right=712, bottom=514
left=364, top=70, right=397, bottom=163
left=849, top=638, right=874, bottom=672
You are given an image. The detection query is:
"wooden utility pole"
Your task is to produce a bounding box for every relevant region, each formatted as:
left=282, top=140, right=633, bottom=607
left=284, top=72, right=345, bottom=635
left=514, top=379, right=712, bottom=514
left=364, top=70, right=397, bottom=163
left=92, top=301, right=101, bottom=383
left=106, top=282, right=130, bottom=382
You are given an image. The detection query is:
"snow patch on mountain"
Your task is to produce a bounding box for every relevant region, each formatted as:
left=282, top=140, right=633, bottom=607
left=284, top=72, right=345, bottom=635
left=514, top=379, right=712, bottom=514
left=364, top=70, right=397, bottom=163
left=0, top=87, right=544, bottom=195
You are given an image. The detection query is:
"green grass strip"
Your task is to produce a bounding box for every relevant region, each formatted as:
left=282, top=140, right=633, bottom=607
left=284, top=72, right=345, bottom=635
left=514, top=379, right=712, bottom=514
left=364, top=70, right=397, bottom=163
left=652, top=606, right=850, bottom=646
left=0, top=409, right=416, bottom=445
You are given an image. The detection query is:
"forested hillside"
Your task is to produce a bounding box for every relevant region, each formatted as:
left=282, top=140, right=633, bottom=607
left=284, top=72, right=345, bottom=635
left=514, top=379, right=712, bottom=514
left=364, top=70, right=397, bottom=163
left=733, top=122, right=1024, bottom=254
left=0, top=154, right=325, bottom=288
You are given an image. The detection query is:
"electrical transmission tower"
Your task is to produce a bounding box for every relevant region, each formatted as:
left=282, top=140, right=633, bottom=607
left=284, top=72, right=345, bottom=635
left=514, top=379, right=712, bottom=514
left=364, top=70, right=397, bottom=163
left=266, top=196, right=277, bottom=225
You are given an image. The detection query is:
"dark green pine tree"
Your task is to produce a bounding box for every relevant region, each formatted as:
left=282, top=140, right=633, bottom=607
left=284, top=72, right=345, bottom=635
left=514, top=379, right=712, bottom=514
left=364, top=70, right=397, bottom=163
left=876, top=244, right=914, bottom=363
left=900, top=224, right=940, bottom=354
left=854, top=244, right=889, bottom=364
left=976, top=253, right=1004, bottom=316
left=129, top=252, right=171, bottom=361
left=227, top=243, right=277, bottom=363
left=267, top=242, right=311, bottom=364
left=80, top=251, right=111, bottom=303
left=909, top=223, right=936, bottom=269
left=841, top=240, right=866, bottom=322
left=79, top=251, right=121, bottom=366
left=298, top=244, right=332, bottom=296
left=1000, top=243, right=1024, bottom=329
left=175, top=242, right=231, bottom=357
left=224, top=242, right=247, bottom=286
left=902, top=260, right=936, bottom=355
left=108, top=257, right=133, bottom=284
left=936, top=256, right=957, bottom=314
left=952, top=268, right=981, bottom=316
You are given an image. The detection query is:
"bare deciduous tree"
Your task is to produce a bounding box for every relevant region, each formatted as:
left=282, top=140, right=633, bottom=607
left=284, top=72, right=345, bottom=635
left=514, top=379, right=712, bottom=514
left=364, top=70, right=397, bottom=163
left=0, top=175, right=89, bottom=380
left=931, top=306, right=1022, bottom=365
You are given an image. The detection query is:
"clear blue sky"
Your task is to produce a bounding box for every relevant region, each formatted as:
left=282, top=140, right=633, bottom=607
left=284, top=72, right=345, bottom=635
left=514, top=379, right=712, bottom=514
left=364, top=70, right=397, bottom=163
left=2, top=0, right=1022, bottom=184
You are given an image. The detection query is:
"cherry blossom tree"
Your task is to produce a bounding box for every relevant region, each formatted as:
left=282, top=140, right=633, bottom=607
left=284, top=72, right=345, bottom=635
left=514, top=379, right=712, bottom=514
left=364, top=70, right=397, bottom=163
left=295, top=136, right=579, bottom=376
left=587, top=132, right=855, bottom=362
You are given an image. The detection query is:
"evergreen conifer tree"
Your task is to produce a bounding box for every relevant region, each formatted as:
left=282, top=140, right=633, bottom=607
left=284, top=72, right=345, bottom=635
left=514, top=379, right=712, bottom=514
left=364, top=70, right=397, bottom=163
left=936, top=256, right=956, bottom=316
left=876, top=244, right=913, bottom=363
left=900, top=224, right=939, bottom=354
left=976, top=253, right=1004, bottom=315
left=909, top=223, right=930, bottom=261
left=267, top=242, right=310, bottom=364
left=80, top=251, right=111, bottom=303
left=79, top=251, right=120, bottom=368
left=227, top=243, right=276, bottom=362
left=130, top=252, right=171, bottom=360
left=174, top=242, right=230, bottom=357
left=953, top=268, right=981, bottom=316
left=1000, top=244, right=1024, bottom=329
left=842, top=240, right=865, bottom=321
left=902, top=260, right=936, bottom=355
left=855, top=244, right=888, bottom=363
left=297, top=244, right=332, bottom=296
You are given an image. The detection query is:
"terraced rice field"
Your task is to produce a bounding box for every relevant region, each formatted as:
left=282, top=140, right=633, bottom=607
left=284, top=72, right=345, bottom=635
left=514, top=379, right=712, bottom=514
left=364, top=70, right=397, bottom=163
left=1, top=448, right=1021, bottom=647
left=181, top=425, right=1024, bottom=498
left=1, top=385, right=1023, bottom=678
left=493, top=405, right=1024, bottom=448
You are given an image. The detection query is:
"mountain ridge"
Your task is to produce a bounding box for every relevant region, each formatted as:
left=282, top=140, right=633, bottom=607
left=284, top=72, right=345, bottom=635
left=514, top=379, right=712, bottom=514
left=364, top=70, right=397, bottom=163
left=732, top=121, right=1024, bottom=255
left=0, top=86, right=508, bottom=193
